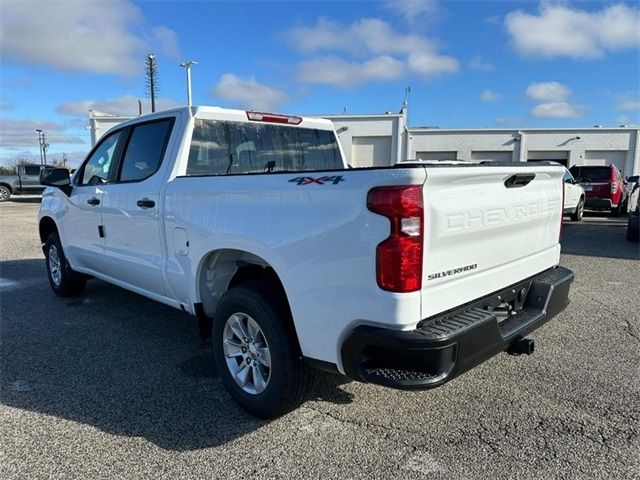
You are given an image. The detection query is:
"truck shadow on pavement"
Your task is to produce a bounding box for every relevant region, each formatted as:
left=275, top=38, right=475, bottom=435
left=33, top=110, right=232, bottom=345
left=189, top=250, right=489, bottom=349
left=0, top=258, right=353, bottom=451
left=561, top=213, right=639, bottom=260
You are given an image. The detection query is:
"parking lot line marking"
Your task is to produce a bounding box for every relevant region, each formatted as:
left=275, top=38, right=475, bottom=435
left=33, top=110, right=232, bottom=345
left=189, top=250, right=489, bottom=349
left=0, top=277, right=47, bottom=292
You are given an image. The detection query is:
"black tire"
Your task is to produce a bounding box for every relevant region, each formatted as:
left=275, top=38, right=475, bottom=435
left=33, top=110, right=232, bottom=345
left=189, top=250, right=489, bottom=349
left=611, top=203, right=622, bottom=217
left=212, top=282, right=315, bottom=419
left=0, top=185, right=11, bottom=202
left=44, top=232, right=86, bottom=297
left=570, top=198, right=584, bottom=221
left=627, top=221, right=639, bottom=242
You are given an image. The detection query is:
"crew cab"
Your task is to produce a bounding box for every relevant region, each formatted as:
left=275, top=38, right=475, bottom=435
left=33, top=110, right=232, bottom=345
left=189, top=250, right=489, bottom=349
left=569, top=164, right=628, bottom=216
left=39, top=106, right=573, bottom=418
left=0, top=164, right=54, bottom=201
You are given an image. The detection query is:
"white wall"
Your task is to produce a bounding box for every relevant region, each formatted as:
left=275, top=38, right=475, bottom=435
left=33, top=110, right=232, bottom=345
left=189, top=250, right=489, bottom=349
left=89, top=109, right=640, bottom=176
left=408, top=128, right=640, bottom=176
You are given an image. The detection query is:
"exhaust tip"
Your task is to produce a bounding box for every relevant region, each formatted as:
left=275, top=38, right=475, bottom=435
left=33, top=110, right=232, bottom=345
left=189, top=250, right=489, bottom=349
left=507, top=338, right=535, bottom=356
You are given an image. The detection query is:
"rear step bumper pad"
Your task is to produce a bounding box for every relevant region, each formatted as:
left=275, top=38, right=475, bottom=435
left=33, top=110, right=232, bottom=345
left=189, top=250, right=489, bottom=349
left=341, top=266, right=574, bottom=390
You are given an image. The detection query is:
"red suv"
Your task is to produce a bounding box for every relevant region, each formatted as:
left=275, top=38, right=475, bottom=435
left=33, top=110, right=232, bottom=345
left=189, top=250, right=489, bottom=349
left=569, top=165, right=628, bottom=216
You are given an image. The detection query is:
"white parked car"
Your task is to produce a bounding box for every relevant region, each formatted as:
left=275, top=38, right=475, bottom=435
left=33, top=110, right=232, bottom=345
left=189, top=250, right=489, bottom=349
left=38, top=106, right=574, bottom=418
left=563, top=168, right=585, bottom=221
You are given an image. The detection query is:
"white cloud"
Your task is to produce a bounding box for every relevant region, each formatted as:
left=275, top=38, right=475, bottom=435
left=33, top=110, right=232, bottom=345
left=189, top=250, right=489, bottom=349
left=287, top=17, right=458, bottom=88
left=151, top=26, right=182, bottom=60
left=297, top=56, right=405, bottom=88
left=381, top=0, right=443, bottom=26
left=526, top=82, right=571, bottom=102
left=616, top=115, right=632, bottom=125
left=57, top=95, right=182, bottom=117
left=617, top=100, right=640, bottom=111
left=468, top=55, right=494, bottom=72
left=407, top=52, right=459, bottom=76
left=0, top=98, right=14, bottom=111
left=495, top=117, right=523, bottom=127
left=211, top=74, right=289, bottom=111
left=0, top=0, right=180, bottom=75
left=0, top=118, right=85, bottom=148
left=530, top=102, right=582, bottom=119
left=505, top=3, right=640, bottom=59
left=286, top=17, right=433, bottom=55
left=481, top=90, right=502, bottom=102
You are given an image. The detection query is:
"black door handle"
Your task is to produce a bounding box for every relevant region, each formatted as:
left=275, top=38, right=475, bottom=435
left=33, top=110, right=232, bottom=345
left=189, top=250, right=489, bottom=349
left=137, top=198, right=155, bottom=209
left=87, top=197, right=100, bottom=206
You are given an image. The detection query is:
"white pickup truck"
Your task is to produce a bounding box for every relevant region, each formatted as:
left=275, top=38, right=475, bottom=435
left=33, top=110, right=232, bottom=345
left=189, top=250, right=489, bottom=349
left=39, top=106, right=573, bottom=418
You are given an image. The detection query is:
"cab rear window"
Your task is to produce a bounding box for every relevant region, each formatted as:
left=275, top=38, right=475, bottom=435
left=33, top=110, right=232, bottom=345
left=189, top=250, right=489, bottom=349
left=186, top=119, right=343, bottom=176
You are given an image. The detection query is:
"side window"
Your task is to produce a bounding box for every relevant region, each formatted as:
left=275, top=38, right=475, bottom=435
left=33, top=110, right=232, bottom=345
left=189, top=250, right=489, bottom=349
left=187, top=119, right=231, bottom=175
left=78, top=130, right=123, bottom=186
left=24, top=166, right=41, bottom=176
left=118, top=119, right=173, bottom=182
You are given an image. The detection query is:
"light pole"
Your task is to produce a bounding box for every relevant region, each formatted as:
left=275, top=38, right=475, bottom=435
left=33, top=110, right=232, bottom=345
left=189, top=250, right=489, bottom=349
left=35, top=129, right=44, bottom=165
left=180, top=60, right=197, bottom=107
left=43, top=133, right=48, bottom=165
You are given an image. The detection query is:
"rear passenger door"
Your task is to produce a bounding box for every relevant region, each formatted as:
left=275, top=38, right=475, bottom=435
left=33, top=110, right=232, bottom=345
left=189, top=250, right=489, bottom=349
left=100, top=117, right=176, bottom=297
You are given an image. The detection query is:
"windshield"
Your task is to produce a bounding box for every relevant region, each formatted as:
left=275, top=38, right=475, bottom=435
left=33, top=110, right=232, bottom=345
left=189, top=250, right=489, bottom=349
left=569, top=166, right=611, bottom=183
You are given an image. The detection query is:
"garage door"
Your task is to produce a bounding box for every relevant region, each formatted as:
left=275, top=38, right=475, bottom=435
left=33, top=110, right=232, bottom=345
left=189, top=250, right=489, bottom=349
left=416, top=151, right=457, bottom=161
left=470, top=151, right=513, bottom=162
left=583, top=151, right=627, bottom=173
left=351, top=136, right=392, bottom=168
left=528, top=151, right=568, bottom=166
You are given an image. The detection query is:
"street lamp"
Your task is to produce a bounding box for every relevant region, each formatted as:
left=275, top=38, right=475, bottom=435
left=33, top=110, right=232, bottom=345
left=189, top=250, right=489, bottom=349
left=180, top=60, right=197, bottom=107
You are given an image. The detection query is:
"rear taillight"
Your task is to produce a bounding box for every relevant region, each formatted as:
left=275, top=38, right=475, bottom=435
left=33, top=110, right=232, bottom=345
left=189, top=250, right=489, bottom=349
left=367, top=185, right=423, bottom=293
left=610, top=182, right=617, bottom=194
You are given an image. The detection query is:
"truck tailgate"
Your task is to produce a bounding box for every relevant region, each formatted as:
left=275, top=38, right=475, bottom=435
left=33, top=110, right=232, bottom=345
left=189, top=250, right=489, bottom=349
left=420, top=165, right=563, bottom=319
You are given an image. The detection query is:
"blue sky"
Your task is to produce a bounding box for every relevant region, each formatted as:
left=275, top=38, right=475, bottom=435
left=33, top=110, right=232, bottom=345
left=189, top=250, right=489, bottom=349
left=1, top=0, right=639, bottom=167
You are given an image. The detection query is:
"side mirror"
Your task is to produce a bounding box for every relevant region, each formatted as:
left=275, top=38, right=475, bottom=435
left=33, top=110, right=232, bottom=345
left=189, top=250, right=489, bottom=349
left=40, top=167, right=71, bottom=187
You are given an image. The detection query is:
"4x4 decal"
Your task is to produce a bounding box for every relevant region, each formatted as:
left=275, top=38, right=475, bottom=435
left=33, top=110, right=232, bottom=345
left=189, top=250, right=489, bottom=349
left=289, top=175, right=345, bottom=186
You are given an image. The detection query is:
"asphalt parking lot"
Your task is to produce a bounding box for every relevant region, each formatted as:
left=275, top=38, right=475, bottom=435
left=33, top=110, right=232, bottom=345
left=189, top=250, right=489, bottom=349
left=1, top=197, right=638, bottom=480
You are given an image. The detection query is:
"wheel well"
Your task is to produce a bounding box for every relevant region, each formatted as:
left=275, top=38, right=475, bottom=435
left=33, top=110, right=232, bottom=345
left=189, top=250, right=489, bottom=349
left=39, top=217, right=58, bottom=244
left=196, top=249, right=297, bottom=340
left=0, top=183, right=12, bottom=193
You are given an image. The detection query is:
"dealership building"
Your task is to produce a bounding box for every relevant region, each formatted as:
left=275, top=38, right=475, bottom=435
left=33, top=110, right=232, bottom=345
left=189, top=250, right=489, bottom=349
left=89, top=107, right=640, bottom=177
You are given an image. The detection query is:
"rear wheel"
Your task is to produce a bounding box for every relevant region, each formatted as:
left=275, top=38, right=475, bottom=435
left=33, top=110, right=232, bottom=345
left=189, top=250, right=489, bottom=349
left=45, top=232, right=86, bottom=297
left=212, top=282, right=315, bottom=418
left=570, top=198, right=584, bottom=221
left=611, top=202, right=623, bottom=217
left=0, top=185, right=11, bottom=202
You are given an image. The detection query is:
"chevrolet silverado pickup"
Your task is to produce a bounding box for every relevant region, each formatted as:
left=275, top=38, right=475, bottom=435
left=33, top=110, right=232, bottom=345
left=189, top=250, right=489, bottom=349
left=39, top=106, right=573, bottom=418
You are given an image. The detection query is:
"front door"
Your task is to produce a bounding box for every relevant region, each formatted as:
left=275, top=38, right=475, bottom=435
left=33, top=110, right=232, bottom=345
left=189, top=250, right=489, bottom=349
left=63, top=130, right=124, bottom=274
left=100, top=118, right=175, bottom=297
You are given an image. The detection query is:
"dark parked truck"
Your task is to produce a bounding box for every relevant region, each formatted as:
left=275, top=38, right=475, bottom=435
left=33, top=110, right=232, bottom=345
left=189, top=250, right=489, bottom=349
left=0, top=164, right=55, bottom=201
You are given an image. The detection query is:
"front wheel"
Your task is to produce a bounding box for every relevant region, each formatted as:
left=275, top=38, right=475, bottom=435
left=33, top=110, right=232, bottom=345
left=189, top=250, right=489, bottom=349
left=212, top=282, right=315, bottom=418
left=570, top=198, right=584, bottom=221
left=45, top=232, right=86, bottom=297
left=0, top=185, right=11, bottom=202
